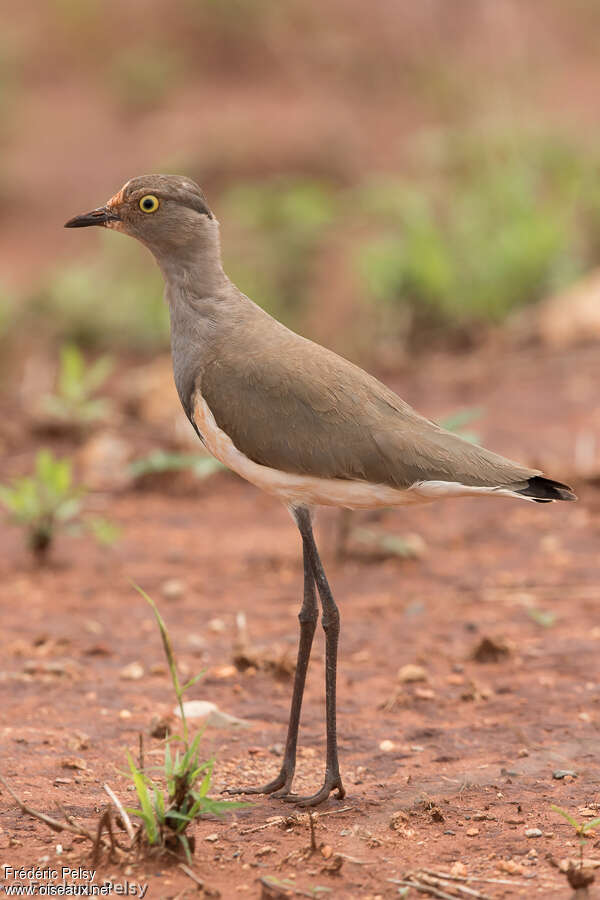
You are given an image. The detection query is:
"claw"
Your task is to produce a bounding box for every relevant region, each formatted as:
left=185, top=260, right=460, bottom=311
left=281, top=775, right=346, bottom=807
left=222, top=768, right=294, bottom=798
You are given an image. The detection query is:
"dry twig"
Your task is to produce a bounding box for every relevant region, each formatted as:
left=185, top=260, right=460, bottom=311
left=0, top=775, right=93, bottom=838
left=419, top=868, right=548, bottom=889
left=103, top=783, right=135, bottom=841
left=412, top=871, right=490, bottom=899
left=390, top=879, right=461, bottom=900
left=240, top=805, right=353, bottom=835
left=390, top=869, right=495, bottom=900
left=178, top=863, right=204, bottom=889
left=307, top=810, right=317, bottom=853
left=1, top=774, right=127, bottom=866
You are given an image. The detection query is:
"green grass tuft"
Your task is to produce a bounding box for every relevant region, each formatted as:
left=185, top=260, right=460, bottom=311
left=127, top=586, right=243, bottom=861
left=0, top=450, right=119, bottom=561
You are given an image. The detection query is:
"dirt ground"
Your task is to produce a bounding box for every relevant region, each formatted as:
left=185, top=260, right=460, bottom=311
left=1, top=340, right=599, bottom=898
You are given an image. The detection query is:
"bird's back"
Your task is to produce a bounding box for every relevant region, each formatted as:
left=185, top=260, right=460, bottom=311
left=195, top=296, right=539, bottom=492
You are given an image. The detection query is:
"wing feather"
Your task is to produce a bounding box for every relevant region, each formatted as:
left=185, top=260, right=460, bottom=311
left=199, top=323, right=537, bottom=490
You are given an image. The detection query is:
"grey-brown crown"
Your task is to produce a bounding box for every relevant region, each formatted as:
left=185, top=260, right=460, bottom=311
left=121, top=174, right=213, bottom=218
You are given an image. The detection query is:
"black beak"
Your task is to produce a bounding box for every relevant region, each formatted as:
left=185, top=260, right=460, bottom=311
left=64, top=206, right=120, bottom=228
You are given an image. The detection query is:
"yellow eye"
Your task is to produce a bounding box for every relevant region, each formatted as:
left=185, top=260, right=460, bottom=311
left=139, top=194, right=159, bottom=213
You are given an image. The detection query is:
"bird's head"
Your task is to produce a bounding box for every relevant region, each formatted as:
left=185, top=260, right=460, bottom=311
left=65, top=174, right=217, bottom=261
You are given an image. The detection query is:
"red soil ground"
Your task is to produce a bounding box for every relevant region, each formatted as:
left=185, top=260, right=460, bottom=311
left=1, top=341, right=599, bottom=898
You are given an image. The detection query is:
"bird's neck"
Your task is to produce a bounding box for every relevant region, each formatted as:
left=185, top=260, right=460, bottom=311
left=155, top=226, right=228, bottom=300
left=157, top=228, right=241, bottom=414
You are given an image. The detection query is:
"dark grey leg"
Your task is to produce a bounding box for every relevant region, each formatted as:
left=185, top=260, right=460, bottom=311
left=283, top=506, right=346, bottom=807
left=224, top=534, right=318, bottom=797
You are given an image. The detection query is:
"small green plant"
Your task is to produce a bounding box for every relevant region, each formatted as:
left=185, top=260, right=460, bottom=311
left=41, top=343, right=113, bottom=428
left=28, top=236, right=169, bottom=351
left=126, top=586, right=240, bottom=861
left=128, top=450, right=223, bottom=481
left=222, top=176, right=336, bottom=324
left=357, top=132, right=600, bottom=336
left=0, top=450, right=119, bottom=560
left=526, top=607, right=557, bottom=628
left=552, top=805, right=600, bottom=895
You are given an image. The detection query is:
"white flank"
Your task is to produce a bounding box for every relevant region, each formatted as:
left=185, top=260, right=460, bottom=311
left=192, top=393, right=533, bottom=510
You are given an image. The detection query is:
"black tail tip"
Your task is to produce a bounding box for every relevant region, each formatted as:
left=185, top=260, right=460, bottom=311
left=519, top=475, right=577, bottom=503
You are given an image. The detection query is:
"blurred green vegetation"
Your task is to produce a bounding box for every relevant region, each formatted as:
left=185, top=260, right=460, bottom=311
left=0, top=449, right=119, bottom=561
left=41, top=343, right=113, bottom=428
left=51, top=0, right=102, bottom=31
left=357, top=132, right=600, bottom=335
left=128, top=450, right=223, bottom=480
left=0, top=38, right=23, bottom=141
left=26, top=235, right=168, bottom=351
left=7, top=131, right=600, bottom=357
left=0, top=289, right=14, bottom=341
left=109, top=45, right=181, bottom=113
left=221, top=176, right=336, bottom=324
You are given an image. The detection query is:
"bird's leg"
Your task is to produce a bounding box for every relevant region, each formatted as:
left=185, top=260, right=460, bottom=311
left=223, top=535, right=318, bottom=797
left=283, top=506, right=346, bottom=807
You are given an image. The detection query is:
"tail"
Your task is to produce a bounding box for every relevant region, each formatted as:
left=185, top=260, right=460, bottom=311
left=512, top=475, right=577, bottom=503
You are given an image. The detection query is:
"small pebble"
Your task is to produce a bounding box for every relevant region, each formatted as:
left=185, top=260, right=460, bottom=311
left=497, top=860, right=524, bottom=875
left=450, top=862, right=467, bottom=877
left=61, top=757, right=87, bottom=771
left=119, top=709, right=132, bottom=720
left=213, top=665, right=237, bottom=679
left=414, top=687, right=435, bottom=700
left=161, top=578, right=185, bottom=601
left=525, top=828, right=543, bottom=838
left=205, top=833, right=219, bottom=842
left=379, top=740, right=395, bottom=752
left=120, top=662, right=144, bottom=681
left=149, top=663, right=167, bottom=676
left=553, top=769, right=577, bottom=779
left=398, top=664, right=427, bottom=683
left=187, top=634, right=207, bottom=653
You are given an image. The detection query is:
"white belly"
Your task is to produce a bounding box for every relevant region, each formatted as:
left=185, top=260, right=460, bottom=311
left=192, top=393, right=524, bottom=509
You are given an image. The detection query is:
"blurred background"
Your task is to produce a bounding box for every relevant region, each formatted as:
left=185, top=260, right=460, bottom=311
left=2, top=5, right=600, bottom=881
left=1, top=0, right=600, bottom=512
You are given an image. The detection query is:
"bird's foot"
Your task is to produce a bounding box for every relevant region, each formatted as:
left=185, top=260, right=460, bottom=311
left=281, top=771, right=346, bottom=808
left=222, top=767, right=295, bottom=799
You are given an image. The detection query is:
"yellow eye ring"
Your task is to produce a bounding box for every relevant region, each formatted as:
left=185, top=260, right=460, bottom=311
left=139, top=194, right=159, bottom=213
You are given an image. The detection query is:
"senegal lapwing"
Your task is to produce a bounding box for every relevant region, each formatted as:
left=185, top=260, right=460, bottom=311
left=66, top=175, right=576, bottom=806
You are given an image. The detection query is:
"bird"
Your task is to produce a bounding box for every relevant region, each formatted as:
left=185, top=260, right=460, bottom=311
left=65, top=174, right=576, bottom=807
